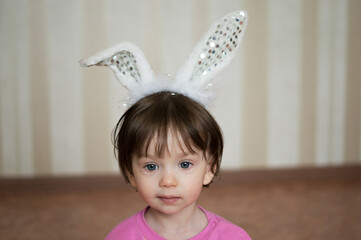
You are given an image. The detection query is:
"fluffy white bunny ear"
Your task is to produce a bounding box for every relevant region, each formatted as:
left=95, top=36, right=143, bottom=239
left=79, top=42, right=155, bottom=92
left=175, top=10, right=248, bottom=86
left=80, top=11, right=248, bottom=108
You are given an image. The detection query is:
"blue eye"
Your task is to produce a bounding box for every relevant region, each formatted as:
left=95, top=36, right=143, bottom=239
left=145, top=164, right=158, bottom=171
left=179, top=162, right=192, bottom=169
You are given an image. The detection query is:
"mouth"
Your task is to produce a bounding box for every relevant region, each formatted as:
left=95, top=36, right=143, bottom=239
left=158, top=196, right=181, bottom=204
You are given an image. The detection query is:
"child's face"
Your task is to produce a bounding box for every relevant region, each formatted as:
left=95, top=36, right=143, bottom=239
left=128, top=132, right=214, bottom=215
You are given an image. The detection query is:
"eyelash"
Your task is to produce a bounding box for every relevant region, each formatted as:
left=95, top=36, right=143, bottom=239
left=144, top=161, right=193, bottom=171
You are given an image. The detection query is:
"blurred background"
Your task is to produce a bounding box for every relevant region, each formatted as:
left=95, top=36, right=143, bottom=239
left=0, top=0, right=360, bottom=176
left=1, top=1, right=361, bottom=239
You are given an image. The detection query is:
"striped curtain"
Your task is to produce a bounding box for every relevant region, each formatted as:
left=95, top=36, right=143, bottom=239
left=1, top=0, right=360, bottom=177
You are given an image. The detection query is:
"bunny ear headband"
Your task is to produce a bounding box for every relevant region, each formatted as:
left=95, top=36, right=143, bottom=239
left=79, top=10, right=248, bottom=108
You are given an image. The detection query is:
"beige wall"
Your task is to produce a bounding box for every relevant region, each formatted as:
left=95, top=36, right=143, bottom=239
left=1, top=0, right=360, bottom=177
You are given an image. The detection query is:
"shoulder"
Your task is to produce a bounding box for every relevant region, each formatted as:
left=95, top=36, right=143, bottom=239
left=105, top=210, right=143, bottom=240
left=204, top=210, right=252, bottom=240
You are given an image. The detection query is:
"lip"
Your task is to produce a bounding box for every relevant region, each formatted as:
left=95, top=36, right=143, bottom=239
left=158, top=196, right=181, bottom=204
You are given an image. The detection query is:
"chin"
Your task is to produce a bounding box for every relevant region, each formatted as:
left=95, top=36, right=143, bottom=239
left=151, top=201, right=196, bottom=215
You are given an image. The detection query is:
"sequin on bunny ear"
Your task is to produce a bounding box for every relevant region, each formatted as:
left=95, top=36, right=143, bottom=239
left=98, top=51, right=141, bottom=83
left=191, top=11, right=247, bottom=81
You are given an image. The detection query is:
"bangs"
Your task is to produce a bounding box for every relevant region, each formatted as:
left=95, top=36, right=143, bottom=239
left=133, top=99, right=206, bottom=159
left=136, top=125, right=201, bottom=159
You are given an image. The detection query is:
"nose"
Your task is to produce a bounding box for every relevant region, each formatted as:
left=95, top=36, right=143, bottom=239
left=159, top=170, right=177, bottom=188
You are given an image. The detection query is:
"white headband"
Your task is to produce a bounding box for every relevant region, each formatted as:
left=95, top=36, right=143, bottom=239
left=80, top=10, right=248, bottom=108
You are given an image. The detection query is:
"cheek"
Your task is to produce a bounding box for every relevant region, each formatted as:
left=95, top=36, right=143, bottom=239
left=186, top=185, right=203, bottom=204
left=134, top=175, right=157, bottom=198
left=184, top=176, right=204, bottom=199
left=138, top=188, right=153, bottom=203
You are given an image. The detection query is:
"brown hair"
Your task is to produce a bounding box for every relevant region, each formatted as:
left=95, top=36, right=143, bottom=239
left=113, top=92, right=223, bottom=186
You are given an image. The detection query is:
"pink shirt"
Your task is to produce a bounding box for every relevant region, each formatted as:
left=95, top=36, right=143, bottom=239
left=105, top=206, right=251, bottom=240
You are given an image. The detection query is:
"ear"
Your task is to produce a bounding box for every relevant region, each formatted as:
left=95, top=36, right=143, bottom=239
left=174, top=10, right=248, bottom=105
left=126, top=171, right=137, bottom=188
left=203, top=163, right=215, bottom=185
left=79, top=42, right=155, bottom=94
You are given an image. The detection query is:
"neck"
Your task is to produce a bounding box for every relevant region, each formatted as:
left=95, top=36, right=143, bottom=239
left=145, top=203, right=208, bottom=239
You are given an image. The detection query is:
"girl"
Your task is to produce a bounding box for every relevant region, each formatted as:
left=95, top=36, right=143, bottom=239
left=80, top=10, right=250, bottom=240
left=106, top=92, right=251, bottom=239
